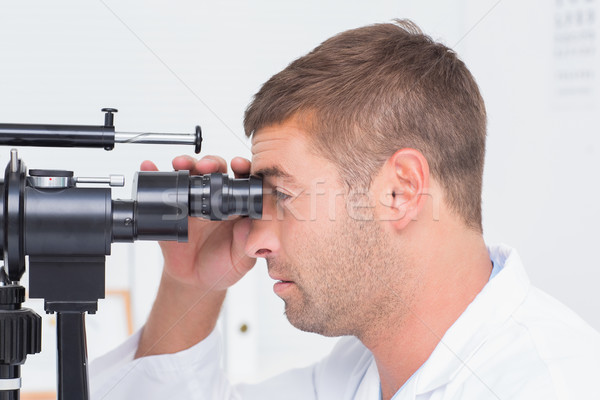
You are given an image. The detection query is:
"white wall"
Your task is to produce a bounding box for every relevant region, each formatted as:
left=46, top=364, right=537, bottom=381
left=1, top=0, right=598, bottom=394
left=460, top=0, right=600, bottom=330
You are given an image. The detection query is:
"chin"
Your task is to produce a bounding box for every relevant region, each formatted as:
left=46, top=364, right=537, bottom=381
left=284, top=305, right=347, bottom=337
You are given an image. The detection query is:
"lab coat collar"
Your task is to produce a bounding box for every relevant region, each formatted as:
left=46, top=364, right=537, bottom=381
left=414, top=244, right=530, bottom=394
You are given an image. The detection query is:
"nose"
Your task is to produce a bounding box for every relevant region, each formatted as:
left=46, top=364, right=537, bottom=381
left=244, top=217, right=280, bottom=258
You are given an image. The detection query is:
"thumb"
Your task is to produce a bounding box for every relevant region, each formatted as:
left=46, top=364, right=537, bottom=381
left=231, top=217, right=256, bottom=275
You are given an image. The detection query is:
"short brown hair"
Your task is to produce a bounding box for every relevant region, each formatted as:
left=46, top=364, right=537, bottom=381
left=244, top=19, right=487, bottom=231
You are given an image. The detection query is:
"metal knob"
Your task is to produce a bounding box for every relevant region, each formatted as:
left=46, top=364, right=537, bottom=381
left=28, top=169, right=75, bottom=189
left=101, top=108, right=119, bottom=127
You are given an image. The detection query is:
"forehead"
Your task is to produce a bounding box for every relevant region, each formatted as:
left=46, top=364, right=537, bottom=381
left=251, top=121, right=306, bottom=159
left=250, top=121, right=337, bottom=186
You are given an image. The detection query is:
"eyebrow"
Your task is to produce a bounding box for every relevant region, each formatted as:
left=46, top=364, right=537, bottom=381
left=253, top=165, right=297, bottom=183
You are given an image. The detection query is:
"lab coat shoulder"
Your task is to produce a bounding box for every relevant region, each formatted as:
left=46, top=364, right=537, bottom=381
left=237, top=336, right=374, bottom=400
left=444, top=285, right=600, bottom=400
left=510, top=286, right=600, bottom=398
left=90, top=328, right=238, bottom=400
left=91, top=328, right=372, bottom=400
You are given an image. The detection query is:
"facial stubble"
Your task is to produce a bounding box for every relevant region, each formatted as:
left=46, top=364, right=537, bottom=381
left=271, top=215, right=414, bottom=340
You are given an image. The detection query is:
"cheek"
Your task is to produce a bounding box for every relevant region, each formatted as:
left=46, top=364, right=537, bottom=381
left=278, top=212, right=335, bottom=263
left=277, top=188, right=347, bottom=256
left=278, top=217, right=322, bottom=259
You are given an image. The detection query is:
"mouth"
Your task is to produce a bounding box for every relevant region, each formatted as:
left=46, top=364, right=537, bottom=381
left=267, top=265, right=295, bottom=295
left=273, top=280, right=294, bottom=295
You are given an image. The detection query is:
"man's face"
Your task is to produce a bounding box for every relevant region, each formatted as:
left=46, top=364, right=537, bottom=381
left=248, top=120, right=410, bottom=338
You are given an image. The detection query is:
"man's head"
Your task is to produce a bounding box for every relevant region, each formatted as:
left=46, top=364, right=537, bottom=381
left=245, top=19, right=487, bottom=231
left=243, top=19, right=488, bottom=339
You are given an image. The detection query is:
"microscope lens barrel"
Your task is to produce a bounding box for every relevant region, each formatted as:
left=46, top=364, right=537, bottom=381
left=111, top=200, right=135, bottom=242
left=189, top=173, right=262, bottom=221
left=0, top=183, right=3, bottom=256
left=132, top=171, right=189, bottom=242
left=24, top=187, right=112, bottom=256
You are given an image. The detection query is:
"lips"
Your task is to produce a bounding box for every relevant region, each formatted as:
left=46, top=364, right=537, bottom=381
left=273, top=280, right=294, bottom=295
left=268, top=271, right=295, bottom=295
left=273, top=278, right=294, bottom=286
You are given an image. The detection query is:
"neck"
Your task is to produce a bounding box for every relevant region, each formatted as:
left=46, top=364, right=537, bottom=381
left=359, top=224, right=492, bottom=400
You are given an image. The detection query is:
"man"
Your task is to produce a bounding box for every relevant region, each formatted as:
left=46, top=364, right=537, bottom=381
left=90, top=19, right=600, bottom=399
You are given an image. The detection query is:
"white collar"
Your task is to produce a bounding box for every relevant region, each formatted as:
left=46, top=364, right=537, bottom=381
left=412, top=244, right=530, bottom=394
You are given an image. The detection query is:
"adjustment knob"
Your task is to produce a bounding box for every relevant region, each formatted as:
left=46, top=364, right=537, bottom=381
left=27, top=169, right=75, bottom=189
left=0, top=285, right=42, bottom=365
left=101, top=108, right=118, bottom=127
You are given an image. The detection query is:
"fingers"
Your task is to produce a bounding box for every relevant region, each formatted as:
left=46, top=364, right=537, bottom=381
left=140, top=160, right=159, bottom=171
left=169, top=154, right=225, bottom=174
left=156, top=155, right=251, bottom=178
left=231, top=157, right=251, bottom=179
left=231, top=217, right=257, bottom=274
left=172, top=155, right=197, bottom=171
left=194, top=156, right=227, bottom=175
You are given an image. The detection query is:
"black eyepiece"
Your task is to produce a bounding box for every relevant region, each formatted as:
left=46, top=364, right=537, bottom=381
left=190, top=173, right=262, bottom=221
left=129, top=171, right=262, bottom=242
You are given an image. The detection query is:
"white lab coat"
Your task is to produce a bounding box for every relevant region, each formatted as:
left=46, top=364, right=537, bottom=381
left=90, top=244, right=600, bottom=399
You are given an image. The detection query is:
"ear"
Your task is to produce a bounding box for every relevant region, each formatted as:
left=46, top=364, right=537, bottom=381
left=378, top=148, right=430, bottom=230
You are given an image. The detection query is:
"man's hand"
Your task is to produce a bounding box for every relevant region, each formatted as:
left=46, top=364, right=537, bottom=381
left=141, top=155, right=257, bottom=292
left=135, top=155, right=257, bottom=358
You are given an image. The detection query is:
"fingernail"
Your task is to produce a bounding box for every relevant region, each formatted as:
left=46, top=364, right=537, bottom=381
left=202, top=157, right=219, bottom=167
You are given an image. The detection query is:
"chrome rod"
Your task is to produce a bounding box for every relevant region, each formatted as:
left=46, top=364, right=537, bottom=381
left=115, top=132, right=197, bottom=145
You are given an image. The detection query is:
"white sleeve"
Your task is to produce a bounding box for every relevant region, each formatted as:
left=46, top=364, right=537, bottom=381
left=89, top=328, right=318, bottom=400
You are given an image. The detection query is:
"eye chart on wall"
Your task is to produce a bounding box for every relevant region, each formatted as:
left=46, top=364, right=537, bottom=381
left=553, top=0, right=598, bottom=109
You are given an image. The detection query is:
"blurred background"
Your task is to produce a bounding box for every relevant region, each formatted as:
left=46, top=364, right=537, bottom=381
left=0, top=0, right=598, bottom=397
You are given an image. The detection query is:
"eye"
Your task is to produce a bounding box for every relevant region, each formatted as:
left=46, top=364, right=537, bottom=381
left=273, top=188, right=292, bottom=202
